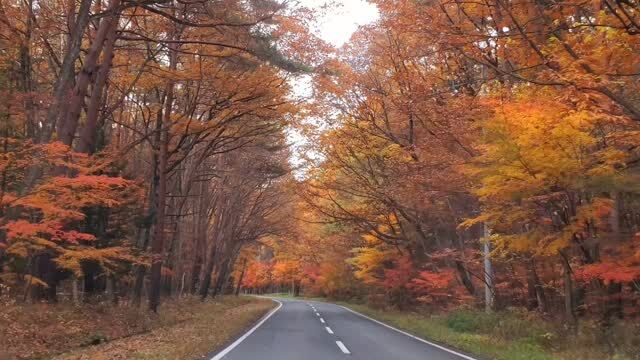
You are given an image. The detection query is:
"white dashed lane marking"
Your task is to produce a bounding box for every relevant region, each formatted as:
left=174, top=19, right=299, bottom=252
left=336, top=340, right=351, bottom=354
left=310, top=303, right=350, bottom=355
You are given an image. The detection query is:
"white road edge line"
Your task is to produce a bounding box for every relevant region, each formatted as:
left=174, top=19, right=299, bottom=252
left=210, top=299, right=283, bottom=360
left=339, top=305, right=478, bottom=360
left=326, top=326, right=334, bottom=334
left=336, top=340, right=351, bottom=354
left=320, top=318, right=325, bottom=323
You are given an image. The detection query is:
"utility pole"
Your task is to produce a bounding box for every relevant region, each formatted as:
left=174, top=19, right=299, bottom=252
left=484, top=223, right=495, bottom=313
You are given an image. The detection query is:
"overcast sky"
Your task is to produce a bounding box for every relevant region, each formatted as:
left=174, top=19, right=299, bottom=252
left=287, top=1, right=378, bottom=175
left=288, top=0, right=379, bottom=98
left=297, top=0, right=379, bottom=47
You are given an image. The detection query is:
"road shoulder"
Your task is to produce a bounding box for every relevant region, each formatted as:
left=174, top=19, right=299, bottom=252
left=52, top=296, right=275, bottom=360
left=207, top=298, right=282, bottom=360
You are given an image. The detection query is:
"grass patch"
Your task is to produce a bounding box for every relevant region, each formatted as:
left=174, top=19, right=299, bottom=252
left=0, top=296, right=273, bottom=360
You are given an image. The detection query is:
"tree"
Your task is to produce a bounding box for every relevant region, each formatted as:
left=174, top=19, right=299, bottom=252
left=0, top=0, right=326, bottom=311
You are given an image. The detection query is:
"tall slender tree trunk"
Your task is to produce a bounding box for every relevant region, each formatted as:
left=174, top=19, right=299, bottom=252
left=199, top=239, right=220, bottom=299
left=190, top=245, right=203, bottom=294
left=189, top=180, right=206, bottom=294
left=603, top=192, right=623, bottom=326
left=132, top=107, right=163, bottom=306
left=72, top=276, right=81, bottom=305
left=148, top=123, right=168, bottom=312
left=148, top=103, right=170, bottom=312
left=560, top=251, right=577, bottom=328
left=148, top=41, right=177, bottom=312
left=199, top=188, right=229, bottom=299
left=20, top=0, right=36, bottom=140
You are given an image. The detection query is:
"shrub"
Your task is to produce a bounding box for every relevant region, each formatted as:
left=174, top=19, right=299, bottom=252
left=83, top=332, right=107, bottom=346
left=446, top=310, right=485, bottom=332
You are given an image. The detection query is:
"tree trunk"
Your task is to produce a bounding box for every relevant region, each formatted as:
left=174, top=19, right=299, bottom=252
left=603, top=192, right=623, bottom=325
left=72, top=276, right=81, bottom=305
left=560, top=252, right=577, bottom=328
left=148, top=105, right=170, bottom=312
left=189, top=180, right=206, bottom=294
left=29, top=254, right=57, bottom=303
left=526, top=258, right=547, bottom=312
left=198, top=250, right=215, bottom=299
left=199, top=200, right=229, bottom=299
left=77, top=16, right=119, bottom=154
left=148, top=41, right=177, bottom=311
left=609, top=192, right=621, bottom=241
left=58, top=0, right=121, bottom=147
left=41, top=0, right=93, bottom=143
left=294, top=281, right=300, bottom=297
left=604, top=282, right=623, bottom=325
left=235, top=258, right=247, bottom=296
left=453, top=230, right=475, bottom=296
left=212, top=258, right=232, bottom=297
left=455, top=260, right=475, bottom=296
left=132, top=107, right=163, bottom=306
left=20, top=0, right=36, bottom=140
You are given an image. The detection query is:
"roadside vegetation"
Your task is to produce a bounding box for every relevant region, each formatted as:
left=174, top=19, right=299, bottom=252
left=1, top=1, right=317, bottom=359
left=238, top=0, right=640, bottom=359
left=0, top=0, right=320, bottom=313
left=1, top=296, right=273, bottom=360
left=341, top=303, right=638, bottom=360
left=2, top=0, right=640, bottom=358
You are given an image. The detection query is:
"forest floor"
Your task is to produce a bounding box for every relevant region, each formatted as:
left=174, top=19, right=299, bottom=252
left=269, top=294, right=638, bottom=360
left=0, top=295, right=274, bottom=360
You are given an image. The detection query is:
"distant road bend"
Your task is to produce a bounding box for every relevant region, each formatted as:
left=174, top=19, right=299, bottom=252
left=210, top=298, right=478, bottom=360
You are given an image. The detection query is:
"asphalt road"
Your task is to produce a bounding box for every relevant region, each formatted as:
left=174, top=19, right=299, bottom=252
left=211, top=298, right=476, bottom=360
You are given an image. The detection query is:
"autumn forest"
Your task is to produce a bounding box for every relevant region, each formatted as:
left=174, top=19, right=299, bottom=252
left=1, top=0, right=639, bottom=359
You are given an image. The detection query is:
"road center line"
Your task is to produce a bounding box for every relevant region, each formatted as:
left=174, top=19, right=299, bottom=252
left=326, top=326, right=334, bottom=334
left=336, top=340, right=351, bottom=354
left=320, top=317, right=325, bottom=323
left=316, top=312, right=320, bottom=317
